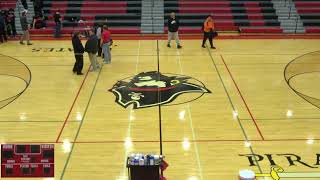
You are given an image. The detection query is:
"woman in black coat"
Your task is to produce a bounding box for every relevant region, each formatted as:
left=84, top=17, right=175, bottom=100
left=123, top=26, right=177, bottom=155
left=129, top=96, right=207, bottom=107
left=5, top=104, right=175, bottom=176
left=72, top=32, right=85, bottom=75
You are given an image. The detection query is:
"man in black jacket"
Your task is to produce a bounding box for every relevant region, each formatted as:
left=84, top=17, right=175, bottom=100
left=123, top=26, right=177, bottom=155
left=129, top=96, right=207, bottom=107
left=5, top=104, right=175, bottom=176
left=85, top=29, right=100, bottom=72
left=167, top=12, right=182, bottom=49
left=72, top=32, right=84, bottom=75
left=0, top=11, right=7, bottom=43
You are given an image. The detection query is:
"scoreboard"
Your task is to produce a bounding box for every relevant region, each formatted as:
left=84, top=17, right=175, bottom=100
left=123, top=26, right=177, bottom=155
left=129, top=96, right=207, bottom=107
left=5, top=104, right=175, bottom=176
left=1, top=144, right=54, bottom=177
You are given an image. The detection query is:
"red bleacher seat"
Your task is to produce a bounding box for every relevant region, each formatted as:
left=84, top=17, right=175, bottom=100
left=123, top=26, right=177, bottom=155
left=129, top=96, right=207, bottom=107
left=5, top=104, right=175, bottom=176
left=250, top=21, right=266, bottom=26
left=179, top=8, right=231, bottom=13
left=295, top=2, right=320, bottom=7
left=30, top=27, right=140, bottom=34
left=46, top=21, right=94, bottom=27
left=298, top=8, right=320, bottom=13
left=81, top=2, right=127, bottom=7
left=179, top=1, right=230, bottom=7
left=244, top=2, right=260, bottom=7
left=246, top=7, right=263, bottom=13
left=305, top=27, right=320, bottom=33
left=0, top=2, right=16, bottom=9
left=81, top=9, right=126, bottom=14
left=240, top=27, right=283, bottom=33
left=50, top=2, right=68, bottom=8
left=247, top=14, right=264, bottom=20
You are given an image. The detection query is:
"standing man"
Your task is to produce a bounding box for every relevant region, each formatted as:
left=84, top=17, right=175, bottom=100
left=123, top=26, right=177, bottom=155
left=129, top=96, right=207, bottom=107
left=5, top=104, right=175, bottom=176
left=7, top=9, right=17, bottom=37
left=96, top=24, right=103, bottom=57
left=19, top=11, right=32, bottom=45
left=72, top=32, right=84, bottom=75
left=53, top=11, right=62, bottom=38
left=101, top=25, right=112, bottom=64
left=0, top=11, right=7, bottom=43
left=201, top=15, right=216, bottom=49
left=167, top=12, right=182, bottom=49
left=85, top=29, right=100, bottom=71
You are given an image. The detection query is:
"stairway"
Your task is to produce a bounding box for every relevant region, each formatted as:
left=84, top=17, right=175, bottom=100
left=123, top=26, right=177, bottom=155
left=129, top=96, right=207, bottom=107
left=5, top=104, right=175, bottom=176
left=272, top=0, right=305, bottom=33
left=141, top=0, right=153, bottom=33
left=152, top=0, right=164, bottom=34
left=140, top=0, right=164, bottom=34
left=15, top=0, right=35, bottom=34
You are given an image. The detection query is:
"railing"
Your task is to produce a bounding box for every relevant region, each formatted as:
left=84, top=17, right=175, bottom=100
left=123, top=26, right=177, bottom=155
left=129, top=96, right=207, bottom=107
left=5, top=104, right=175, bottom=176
left=295, top=15, right=299, bottom=33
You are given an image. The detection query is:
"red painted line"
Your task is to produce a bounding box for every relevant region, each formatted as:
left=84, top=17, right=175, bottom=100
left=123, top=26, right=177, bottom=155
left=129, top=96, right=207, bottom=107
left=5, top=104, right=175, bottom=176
left=55, top=67, right=91, bottom=143
left=220, top=54, right=265, bottom=140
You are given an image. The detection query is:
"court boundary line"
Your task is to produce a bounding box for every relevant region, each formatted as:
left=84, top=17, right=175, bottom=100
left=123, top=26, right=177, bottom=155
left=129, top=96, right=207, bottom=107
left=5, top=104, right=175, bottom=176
left=18, top=34, right=320, bottom=40
left=2, top=138, right=319, bottom=144
left=176, top=50, right=204, bottom=180
left=219, top=54, right=265, bottom=140
left=120, top=39, right=141, bottom=178
left=9, top=53, right=304, bottom=58
left=205, top=44, right=264, bottom=173
left=60, top=64, right=103, bottom=179
left=55, top=67, right=90, bottom=143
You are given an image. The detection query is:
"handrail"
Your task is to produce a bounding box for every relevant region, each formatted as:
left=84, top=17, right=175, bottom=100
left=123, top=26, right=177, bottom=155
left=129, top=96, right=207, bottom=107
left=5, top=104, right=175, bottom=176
left=289, top=3, right=292, bottom=19
left=295, top=16, right=299, bottom=33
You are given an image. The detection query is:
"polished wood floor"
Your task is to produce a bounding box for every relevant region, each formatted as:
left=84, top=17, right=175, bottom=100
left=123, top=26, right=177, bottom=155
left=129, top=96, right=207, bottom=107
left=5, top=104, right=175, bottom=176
left=0, top=39, right=320, bottom=180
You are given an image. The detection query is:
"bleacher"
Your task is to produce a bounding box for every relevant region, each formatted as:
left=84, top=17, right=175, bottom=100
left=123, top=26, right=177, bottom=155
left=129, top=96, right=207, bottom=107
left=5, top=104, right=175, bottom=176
left=1, top=0, right=320, bottom=35
left=0, top=0, right=16, bottom=10
left=30, top=0, right=141, bottom=35
left=294, top=0, right=320, bottom=33
left=164, top=0, right=282, bottom=33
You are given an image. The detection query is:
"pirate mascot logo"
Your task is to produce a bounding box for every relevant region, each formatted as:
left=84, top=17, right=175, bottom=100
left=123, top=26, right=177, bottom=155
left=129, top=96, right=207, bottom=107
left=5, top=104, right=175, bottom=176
left=109, top=71, right=211, bottom=109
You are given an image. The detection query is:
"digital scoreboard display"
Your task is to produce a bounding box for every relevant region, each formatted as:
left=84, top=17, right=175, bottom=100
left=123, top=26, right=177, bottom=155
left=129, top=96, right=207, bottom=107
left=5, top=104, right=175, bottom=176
left=1, top=144, right=54, bottom=177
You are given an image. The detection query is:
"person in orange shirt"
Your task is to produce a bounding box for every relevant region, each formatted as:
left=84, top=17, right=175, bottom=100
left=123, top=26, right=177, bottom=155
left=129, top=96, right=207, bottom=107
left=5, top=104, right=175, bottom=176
left=202, top=15, right=216, bottom=49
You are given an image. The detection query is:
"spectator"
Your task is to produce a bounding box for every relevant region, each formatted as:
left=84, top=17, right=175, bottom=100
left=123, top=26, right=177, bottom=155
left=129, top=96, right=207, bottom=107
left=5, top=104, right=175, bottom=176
left=0, top=10, right=8, bottom=43
left=7, top=9, right=16, bottom=37
left=85, top=29, right=100, bottom=71
left=19, top=11, right=32, bottom=45
left=96, top=24, right=103, bottom=57
left=53, top=11, right=62, bottom=38
left=201, top=15, right=216, bottom=49
left=101, top=25, right=112, bottom=64
left=167, top=12, right=182, bottom=49
left=72, top=32, right=85, bottom=75
left=33, top=14, right=46, bottom=29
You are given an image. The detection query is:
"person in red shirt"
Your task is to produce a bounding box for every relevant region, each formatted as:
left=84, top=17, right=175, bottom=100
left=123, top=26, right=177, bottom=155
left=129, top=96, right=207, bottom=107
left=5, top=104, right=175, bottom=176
left=100, top=25, right=112, bottom=64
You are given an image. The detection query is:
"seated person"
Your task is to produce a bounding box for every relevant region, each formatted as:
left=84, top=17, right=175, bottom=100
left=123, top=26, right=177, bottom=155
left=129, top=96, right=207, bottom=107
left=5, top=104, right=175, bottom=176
left=33, top=15, right=46, bottom=29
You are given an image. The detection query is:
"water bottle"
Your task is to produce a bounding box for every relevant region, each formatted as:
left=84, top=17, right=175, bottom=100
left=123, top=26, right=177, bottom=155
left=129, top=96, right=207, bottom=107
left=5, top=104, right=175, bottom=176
left=139, top=157, right=144, bottom=166
left=149, top=155, right=154, bottom=165
left=154, top=155, right=159, bottom=165
left=134, top=157, right=139, bottom=165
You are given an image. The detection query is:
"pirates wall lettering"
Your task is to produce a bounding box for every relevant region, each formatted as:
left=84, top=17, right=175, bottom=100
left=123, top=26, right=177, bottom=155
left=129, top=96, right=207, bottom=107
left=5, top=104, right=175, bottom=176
left=240, top=153, right=320, bottom=168
left=32, top=48, right=73, bottom=52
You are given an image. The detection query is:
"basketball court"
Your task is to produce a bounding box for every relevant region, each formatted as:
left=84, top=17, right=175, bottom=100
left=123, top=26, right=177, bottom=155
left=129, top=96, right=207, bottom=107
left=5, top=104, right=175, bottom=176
left=0, top=38, right=320, bottom=179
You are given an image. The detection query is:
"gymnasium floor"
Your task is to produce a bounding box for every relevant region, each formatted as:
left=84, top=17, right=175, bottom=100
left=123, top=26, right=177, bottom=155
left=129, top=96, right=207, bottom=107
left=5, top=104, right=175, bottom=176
left=0, top=38, right=320, bottom=180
